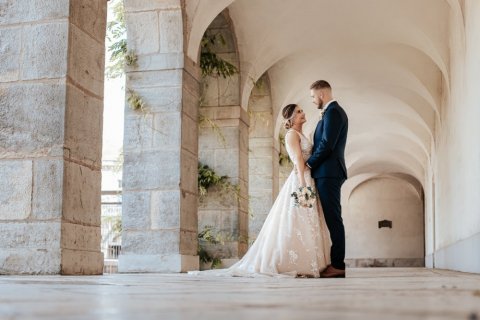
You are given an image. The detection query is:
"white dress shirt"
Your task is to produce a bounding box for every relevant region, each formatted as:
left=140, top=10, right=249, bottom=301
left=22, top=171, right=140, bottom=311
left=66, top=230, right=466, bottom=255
left=322, top=100, right=336, bottom=112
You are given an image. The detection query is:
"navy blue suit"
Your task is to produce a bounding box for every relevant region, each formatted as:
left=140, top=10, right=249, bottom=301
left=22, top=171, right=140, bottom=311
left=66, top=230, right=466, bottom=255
left=306, top=101, right=348, bottom=270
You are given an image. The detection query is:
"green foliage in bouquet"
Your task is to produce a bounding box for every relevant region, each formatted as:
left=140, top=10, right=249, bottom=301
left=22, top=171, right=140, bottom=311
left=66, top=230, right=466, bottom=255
left=291, top=186, right=317, bottom=208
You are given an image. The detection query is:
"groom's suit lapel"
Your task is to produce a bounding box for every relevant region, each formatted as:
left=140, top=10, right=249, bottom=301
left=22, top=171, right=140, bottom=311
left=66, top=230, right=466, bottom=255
left=314, top=117, right=324, bottom=146
left=314, top=102, right=337, bottom=144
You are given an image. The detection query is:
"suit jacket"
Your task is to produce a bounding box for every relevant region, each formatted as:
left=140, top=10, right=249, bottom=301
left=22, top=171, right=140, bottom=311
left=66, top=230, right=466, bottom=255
left=307, top=101, right=348, bottom=179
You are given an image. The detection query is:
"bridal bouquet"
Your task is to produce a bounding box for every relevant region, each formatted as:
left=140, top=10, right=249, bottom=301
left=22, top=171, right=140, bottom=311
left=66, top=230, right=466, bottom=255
left=291, top=186, right=317, bottom=208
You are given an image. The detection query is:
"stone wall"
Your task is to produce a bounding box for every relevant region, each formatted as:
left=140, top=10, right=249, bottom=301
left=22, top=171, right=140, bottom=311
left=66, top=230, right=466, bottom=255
left=247, top=74, right=277, bottom=242
left=198, top=106, right=249, bottom=260
left=432, top=0, right=480, bottom=273
left=0, top=0, right=106, bottom=274
left=344, top=177, right=425, bottom=267
left=119, top=0, right=199, bottom=272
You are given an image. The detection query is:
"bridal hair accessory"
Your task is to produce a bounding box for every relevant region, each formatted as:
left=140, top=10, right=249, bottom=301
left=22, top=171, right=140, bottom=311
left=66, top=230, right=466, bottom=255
left=284, top=113, right=296, bottom=129
left=284, top=113, right=295, bottom=130
left=291, top=186, right=317, bottom=208
left=282, top=104, right=298, bottom=129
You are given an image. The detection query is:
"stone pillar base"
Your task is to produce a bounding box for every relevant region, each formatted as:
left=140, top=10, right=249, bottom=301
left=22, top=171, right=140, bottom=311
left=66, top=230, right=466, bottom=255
left=61, top=249, right=104, bottom=275
left=345, top=258, right=425, bottom=268
left=118, top=254, right=199, bottom=273
left=219, top=258, right=239, bottom=268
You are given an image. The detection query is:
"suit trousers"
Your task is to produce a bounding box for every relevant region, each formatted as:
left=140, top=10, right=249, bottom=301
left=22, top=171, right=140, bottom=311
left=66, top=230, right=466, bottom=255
left=314, top=177, right=346, bottom=270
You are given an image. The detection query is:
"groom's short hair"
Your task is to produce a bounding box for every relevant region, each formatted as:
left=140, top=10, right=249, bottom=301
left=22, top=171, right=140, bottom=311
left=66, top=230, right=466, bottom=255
left=310, top=80, right=331, bottom=90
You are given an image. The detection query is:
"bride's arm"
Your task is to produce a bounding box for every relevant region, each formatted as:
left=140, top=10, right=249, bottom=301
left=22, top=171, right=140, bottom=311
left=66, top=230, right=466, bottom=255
left=286, top=131, right=307, bottom=187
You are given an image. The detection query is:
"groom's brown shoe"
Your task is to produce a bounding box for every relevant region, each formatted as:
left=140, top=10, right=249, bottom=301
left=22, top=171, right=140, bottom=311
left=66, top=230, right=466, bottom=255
left=320, top=265, right=346, bottom=278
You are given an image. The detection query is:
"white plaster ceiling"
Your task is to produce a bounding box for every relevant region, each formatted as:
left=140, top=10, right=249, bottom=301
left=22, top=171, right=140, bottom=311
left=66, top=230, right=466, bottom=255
left=185, top=0, right=461, bottom=186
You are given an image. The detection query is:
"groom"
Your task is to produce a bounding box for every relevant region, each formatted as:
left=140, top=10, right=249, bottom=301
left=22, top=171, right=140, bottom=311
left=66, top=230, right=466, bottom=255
left=306, top=80, right=348, bottom=278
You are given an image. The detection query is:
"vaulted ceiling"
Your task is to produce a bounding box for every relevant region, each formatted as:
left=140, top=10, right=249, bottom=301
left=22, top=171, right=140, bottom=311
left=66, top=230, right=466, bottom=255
left=185, top=0, right=464, bottom=188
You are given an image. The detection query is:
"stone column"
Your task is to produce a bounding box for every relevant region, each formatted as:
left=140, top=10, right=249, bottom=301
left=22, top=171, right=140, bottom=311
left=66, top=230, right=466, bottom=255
left=0, top=0, right=106, bottom=274
left=247, top=75, right=277, bottom=242
left=119, top=1, right=199, bottom=272
left=198, top=106, right=249, bottom=261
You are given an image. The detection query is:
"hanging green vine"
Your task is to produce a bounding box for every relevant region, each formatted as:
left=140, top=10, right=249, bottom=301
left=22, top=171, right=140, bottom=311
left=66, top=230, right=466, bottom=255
left=200, top=33, right=238, bottom=78
left=198, top=32, right=239, bottom=146
left=196, top=30, right=245, bottom=268
left=198, top=163, right=239, bottom=202
left=198, top=114, right=227, bottom=147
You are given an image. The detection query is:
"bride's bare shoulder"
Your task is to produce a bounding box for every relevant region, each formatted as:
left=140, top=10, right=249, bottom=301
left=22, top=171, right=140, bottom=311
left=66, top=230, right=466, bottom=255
left=285, top=129, right=300, bottom=137
left=285, top=129, right=301, bottom=146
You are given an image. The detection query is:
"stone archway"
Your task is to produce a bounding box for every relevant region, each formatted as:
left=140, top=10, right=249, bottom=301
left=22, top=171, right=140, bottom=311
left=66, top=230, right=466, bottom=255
left=197, top=11, right=249, bottom=266
left=343, top=174, right=425, bottom=267
left=247, top=73, right=278, bottom=242
left=2, top=0, right=480, bottom=275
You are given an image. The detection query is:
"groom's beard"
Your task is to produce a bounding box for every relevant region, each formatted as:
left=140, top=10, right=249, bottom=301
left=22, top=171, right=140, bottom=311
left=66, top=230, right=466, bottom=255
left=317, top=99, right=324, bottom=109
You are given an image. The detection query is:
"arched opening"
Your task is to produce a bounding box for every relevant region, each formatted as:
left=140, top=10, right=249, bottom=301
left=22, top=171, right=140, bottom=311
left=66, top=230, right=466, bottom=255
left=198, top=0, right=449, bottom=271
left=100, top=0, right=126, bottom=274
left=2, top=0, right=479, bottom=275
left=247, top=73, right=278, bottom=243
left=197, top=11, right=248, bottom=269
left=344, top=175, right=425, bottom=267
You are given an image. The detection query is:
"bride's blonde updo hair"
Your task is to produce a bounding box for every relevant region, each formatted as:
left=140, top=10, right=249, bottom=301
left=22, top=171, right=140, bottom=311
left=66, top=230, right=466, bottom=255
left=282, top=104, right=298, bottom=130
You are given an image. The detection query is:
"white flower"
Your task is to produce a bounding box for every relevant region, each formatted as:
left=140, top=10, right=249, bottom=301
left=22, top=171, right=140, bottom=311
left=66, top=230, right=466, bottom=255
left=291, top=186, right=317, bottom=208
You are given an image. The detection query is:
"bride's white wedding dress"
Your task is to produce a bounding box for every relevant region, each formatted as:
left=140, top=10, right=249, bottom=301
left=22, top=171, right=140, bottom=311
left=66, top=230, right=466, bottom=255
left=190, top=129, right=331, bottom=277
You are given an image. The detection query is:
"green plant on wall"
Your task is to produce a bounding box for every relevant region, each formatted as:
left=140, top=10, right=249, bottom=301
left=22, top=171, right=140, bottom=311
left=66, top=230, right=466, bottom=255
left=126, top=89, right=145, bottom=111
left=197, top=163, right=242, bottom=269
left=197, top=225, right=236, bottom=269
left=198, top=246, right=222, bottom=269
left=196, top=30, right=244, bottom=268
left=278, top=133, right=292, bottom=166
left=124, top=51, right=138, bottom=67
left=198, top=163, right=240, bottom=202
left=200, top=33, right=238, bottom=78
left=198, top=114, right=227, bottom=147
left=198, top=32, right=239, bottom=144
left=197, top=225, right=223, bottom=269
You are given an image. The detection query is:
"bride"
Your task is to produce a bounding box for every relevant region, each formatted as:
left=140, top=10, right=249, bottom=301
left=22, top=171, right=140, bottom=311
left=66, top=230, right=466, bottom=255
left=191, top=104, right=330, bottom=278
